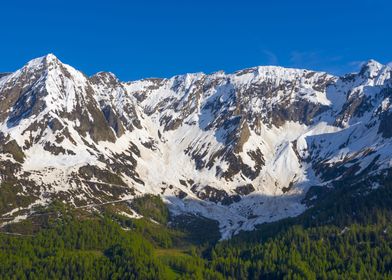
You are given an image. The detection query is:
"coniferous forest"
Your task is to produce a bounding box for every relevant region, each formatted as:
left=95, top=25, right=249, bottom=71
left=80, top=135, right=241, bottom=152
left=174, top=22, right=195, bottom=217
left=1, top=177, right=392, bottom=280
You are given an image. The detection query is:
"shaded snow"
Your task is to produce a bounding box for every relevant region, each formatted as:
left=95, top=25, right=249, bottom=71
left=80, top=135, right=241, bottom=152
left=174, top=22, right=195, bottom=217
left=1, top=54, right=391, bottom=239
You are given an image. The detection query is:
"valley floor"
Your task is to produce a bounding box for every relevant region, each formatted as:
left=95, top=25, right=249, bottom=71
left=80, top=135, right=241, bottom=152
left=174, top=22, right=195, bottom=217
left=2, top=181, right=392, bottom=279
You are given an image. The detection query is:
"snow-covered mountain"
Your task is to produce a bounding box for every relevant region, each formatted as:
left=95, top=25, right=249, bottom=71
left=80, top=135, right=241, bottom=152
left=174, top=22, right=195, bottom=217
left=0, top=54, right=391, bottom=238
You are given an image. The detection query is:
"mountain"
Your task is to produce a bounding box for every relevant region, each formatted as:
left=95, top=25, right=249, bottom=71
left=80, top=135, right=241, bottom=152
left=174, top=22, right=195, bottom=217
left=0, top=54, right=391, bottom=239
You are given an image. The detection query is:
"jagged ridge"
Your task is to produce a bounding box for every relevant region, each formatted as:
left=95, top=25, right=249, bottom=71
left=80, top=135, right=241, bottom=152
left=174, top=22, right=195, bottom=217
left=0, top=54, right=391, bottom=238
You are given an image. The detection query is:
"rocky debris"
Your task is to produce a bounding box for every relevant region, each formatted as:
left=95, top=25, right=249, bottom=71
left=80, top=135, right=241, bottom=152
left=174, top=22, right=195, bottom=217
left=0, top=138, right=25, bottom=163
left=43, top=142, right=75, bottom=156
left=0, top=54, right=392, bottom=238
left=235, top=184, right=255, bottom=196
left=191, top=184, right=241, bottom=205
left=78, top=165, right=126, bottom=186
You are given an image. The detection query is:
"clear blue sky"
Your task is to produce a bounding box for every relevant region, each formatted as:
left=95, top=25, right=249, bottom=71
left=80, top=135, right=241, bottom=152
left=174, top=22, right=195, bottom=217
left=1, top=0, right=391, bottom=81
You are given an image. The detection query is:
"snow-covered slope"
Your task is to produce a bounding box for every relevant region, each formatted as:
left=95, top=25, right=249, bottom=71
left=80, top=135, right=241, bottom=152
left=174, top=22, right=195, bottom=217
left=0, top=54, right=391, bottom=238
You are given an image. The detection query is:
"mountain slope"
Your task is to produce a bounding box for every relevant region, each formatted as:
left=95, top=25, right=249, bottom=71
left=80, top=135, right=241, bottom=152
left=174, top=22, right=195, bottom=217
left=0, top=54, right=391, bottom=238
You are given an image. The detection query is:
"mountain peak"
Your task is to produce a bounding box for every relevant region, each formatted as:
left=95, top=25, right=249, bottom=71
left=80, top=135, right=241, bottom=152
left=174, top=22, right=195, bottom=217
left=24, top=53, right=62, bottom=71
left=92, top=71, right=119, bottom=83
left=34, top=53, right=58, bottom=63
left=1, top=54, right=392, bottom=241
left=364, top=59, right=383, bottom=68
left=359, top=59, right=384, bottom=77
left=45, top=53, right=58, bottom=60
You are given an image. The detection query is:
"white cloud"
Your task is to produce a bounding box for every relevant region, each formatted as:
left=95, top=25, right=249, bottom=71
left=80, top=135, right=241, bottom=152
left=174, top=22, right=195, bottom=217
left=346, top=60, right=367, bottom=73
left=348, top=60, right=366, bottom=68
left=289, top=51, right=321, bottom=66
left=261, top=50, right=278, bottom=65
left=288, top=50, right=342, bottom=71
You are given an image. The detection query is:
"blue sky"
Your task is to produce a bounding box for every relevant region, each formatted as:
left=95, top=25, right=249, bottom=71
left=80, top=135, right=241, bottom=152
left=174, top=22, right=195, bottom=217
left=1, top=0, right=391, bottom=81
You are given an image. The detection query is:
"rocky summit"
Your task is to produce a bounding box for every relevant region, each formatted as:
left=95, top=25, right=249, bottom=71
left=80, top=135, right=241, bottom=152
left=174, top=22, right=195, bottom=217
left=0, top=54, right=391, bottom=238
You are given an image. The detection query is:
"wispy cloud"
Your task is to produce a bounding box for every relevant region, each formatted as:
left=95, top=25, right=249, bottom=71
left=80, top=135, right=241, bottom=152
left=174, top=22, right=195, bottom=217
left=289, top=50, right=342, bottom=71
left=287, top=50, right=375, bottom=75
left=347, top=60, right=366, bottom=69
left=289, top=51, right=321, bottom=67
left=344, top=60, right=368, bottom=73
left=260, top=49, right=386, bottom=75
left=388, top=61, right=392, bottom=68
left=261, top=49, right=278, bottom=65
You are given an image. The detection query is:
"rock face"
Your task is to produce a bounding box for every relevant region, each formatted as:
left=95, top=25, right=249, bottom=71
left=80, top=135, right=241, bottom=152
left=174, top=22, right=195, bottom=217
left=0, top=54, right=391, bottom=238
